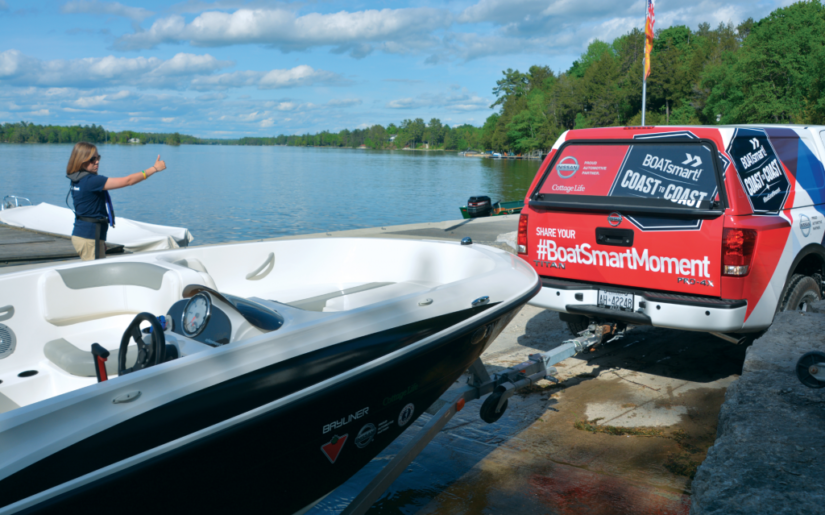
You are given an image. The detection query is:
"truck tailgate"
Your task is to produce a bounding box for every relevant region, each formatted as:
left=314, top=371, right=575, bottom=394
left=525, top=137, right=727, bottom=297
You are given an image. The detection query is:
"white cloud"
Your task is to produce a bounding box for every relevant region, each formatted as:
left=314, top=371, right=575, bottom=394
left=0, top=50, right=236, bottom=89
left=29, top=109, right=49, bottom=116
left=387, top=89, right=489, bottom=111
left=161, top=117, right=175, bottom=122
left=189, top=65, right=348, bottom=90
left=447, top=0, right=778, bottom=60
left=73, top=90, right=130, bottom=108
left=61, top=0, right=154, bottom=22
left=114, top=7, right=451, bottom=54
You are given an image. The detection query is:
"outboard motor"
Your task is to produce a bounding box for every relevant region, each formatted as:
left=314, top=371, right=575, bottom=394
left=467, top=196, right=492, bottom=218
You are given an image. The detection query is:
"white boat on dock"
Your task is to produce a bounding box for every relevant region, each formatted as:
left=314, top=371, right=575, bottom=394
left=0, top=198, right=192, bottom=253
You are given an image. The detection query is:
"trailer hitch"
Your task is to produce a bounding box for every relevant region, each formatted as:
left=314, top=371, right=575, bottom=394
left=477, top=322, right=612, bottom=423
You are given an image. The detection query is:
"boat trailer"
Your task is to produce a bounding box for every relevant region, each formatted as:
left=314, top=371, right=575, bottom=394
left=339, top=323, right=615, bottom=515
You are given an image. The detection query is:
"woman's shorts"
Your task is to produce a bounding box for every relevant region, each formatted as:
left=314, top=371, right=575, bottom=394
left=71, top=236, right=106, bottom=261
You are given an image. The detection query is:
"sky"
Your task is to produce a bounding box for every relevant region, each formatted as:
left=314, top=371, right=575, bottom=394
left=0, top=0, right=795, bottom=138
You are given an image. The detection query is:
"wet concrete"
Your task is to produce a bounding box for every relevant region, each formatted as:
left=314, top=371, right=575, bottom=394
left=310, top=306, right=748, bottom=514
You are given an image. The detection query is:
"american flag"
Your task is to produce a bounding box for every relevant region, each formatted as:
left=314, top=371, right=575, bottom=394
left=644, top=0, right=655, bottom=79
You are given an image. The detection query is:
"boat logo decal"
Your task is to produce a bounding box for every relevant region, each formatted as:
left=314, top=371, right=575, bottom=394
left=321, top=434, right=348, bottom=464
left=355, top=423, right=377, bottom=448
left=377, top=420, right=394, bottom=434
left=383, top=383, right=418, bottom=406
left=556, top=156, right=579, bottom=179
left=323, top=406, right=369, bottom=434
left=398, top=403, right=415, bottom=427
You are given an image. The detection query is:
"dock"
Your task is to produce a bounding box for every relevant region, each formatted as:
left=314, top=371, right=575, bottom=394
left=0, top=225, right=122, bottom=267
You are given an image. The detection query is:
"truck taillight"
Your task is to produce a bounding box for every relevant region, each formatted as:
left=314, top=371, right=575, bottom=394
left=517, top=214, right=528, bottom=254
left=722, top=228, right=756, bottom=276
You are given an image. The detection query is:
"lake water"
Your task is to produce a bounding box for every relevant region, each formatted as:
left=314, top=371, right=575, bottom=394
left=1, top=144, right=541, bottom=245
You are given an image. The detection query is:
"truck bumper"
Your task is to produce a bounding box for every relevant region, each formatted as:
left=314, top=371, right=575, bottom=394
left=530, top=278, right=749, bottom=333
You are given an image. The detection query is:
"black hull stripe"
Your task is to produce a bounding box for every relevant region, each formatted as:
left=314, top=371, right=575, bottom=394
left=0, top=297, right=521, bottom=509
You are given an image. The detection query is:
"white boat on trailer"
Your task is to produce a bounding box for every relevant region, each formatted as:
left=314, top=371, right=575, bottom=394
left=0, top=237, right=539, bottom=514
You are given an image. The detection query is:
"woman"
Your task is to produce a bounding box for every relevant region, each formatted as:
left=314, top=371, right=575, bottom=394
left=66, top=141, right=167, bottom=260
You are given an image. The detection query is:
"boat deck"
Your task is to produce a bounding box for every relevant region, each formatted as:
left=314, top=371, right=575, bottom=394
left=0, top=225, right=123, bottom=267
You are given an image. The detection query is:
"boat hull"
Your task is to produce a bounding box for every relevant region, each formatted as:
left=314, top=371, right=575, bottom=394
left=4, top=291, right=535, bottom=514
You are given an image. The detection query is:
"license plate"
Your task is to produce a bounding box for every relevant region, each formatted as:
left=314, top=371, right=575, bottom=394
left=597, top=290, right=634, bottom=312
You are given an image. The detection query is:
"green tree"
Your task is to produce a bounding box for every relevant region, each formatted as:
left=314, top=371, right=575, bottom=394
left=704, top=1, right=825, bottom=124
left=569, top=40, right=613, bottom=78
left=490, top=68, right=529, bottom=108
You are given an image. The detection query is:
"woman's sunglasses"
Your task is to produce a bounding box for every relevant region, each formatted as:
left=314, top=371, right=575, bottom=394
left=88, top=155, right=101, bottom=164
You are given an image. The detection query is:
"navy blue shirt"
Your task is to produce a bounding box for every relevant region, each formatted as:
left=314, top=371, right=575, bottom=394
left=70, top=173, right=109, bottom=240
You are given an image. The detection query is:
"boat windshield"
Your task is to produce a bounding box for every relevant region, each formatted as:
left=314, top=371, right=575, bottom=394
left=223, top=293, right=284, bottom=332
left=182, top=284, right=284, bottom=332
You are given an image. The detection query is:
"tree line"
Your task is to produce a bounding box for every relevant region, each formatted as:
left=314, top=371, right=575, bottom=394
left=0, top=122, right=197, bottom=146
left=2, top=1, right=823, bottom=153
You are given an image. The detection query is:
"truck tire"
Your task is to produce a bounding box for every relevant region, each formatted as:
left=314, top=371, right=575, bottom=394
left=780, top=274, right=821, bottom=312
left=560, top=313, right=590, bottom=335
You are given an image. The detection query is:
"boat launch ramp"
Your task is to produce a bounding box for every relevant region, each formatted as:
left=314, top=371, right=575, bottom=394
left=1, top=214, right=817, bottom=514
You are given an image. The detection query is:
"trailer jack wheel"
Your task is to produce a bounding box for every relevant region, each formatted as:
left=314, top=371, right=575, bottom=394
left=796, top=350, right=825, bottom=389
left=480, top=391, right=508, bottom=423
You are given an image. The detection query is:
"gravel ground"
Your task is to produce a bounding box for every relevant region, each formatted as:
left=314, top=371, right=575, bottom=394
left=690, top=303, right=825, bottom=515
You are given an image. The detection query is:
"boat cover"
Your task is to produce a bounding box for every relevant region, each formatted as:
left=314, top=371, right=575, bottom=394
left=0, top=203, right=193, bottom=253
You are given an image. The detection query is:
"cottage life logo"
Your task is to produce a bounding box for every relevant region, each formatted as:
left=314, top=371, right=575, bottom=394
left=555, top=156, right=579, bottom=178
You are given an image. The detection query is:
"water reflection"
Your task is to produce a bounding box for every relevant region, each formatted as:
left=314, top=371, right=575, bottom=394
left=1, top=144, right=540, bottom=244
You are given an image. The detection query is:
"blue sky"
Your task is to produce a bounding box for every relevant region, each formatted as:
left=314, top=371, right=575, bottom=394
left=0, top=0, right=792, bottom=138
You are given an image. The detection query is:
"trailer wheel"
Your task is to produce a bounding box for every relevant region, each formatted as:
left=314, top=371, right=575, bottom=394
left=480, top=391, right=508, bottom=424
left=796, top=351, right=825, bottom=388
left=780, top=274, right=821, bottom=312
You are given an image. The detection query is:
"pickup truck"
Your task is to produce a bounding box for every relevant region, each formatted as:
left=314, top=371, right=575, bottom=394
left=518, top=125, right=825, bottom=342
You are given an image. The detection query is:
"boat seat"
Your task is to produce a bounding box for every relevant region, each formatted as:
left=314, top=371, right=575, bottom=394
left=39, top=262, right=181, bottom=326
left=0, top=392, right=19, bottom=415
left=275, top=281, right=435, bottom=312
left=286, top=282, right=395, bottom=311
left=44, top=338, right=137, bottom=377
left=321, top=281, right=435, bottom=312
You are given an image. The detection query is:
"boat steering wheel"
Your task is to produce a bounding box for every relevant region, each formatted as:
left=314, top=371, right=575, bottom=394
left=118, top=313, right=166, bottom=376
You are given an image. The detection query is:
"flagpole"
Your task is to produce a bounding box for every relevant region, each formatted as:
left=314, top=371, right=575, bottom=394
left=641, top=0, right=647, bottom=126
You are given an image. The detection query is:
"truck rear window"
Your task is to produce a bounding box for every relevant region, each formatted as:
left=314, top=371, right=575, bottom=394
left=533, top=140, right=724, bottom=214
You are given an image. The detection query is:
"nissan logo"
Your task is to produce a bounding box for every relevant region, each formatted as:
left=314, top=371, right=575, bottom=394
left=800, top=214, right=812, bottom=237
left=608, top=212, right=622, bottom=227
left=555, top=156, right=579, bottom=179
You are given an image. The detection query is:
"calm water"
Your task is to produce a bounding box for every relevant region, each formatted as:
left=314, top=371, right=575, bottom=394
left=1, top=144, right=540, bottom=245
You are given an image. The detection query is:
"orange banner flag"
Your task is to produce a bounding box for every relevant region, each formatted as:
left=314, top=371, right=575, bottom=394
left=644, top=0, right=655, bottom=79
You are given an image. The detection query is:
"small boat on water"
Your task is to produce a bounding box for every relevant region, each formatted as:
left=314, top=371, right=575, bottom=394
left=460, top=196, right=524, bottom=219
left=0, top=237, right=538, bottom=514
